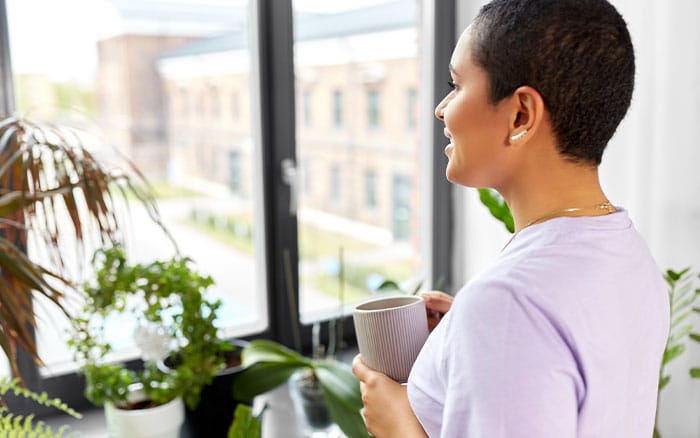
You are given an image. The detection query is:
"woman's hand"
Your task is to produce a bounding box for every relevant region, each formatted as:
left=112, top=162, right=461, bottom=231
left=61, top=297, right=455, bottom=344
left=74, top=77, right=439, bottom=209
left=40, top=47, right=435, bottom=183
left=352, top=355, right=427, bottom=438
left=420, top=290, right=453, bottom=331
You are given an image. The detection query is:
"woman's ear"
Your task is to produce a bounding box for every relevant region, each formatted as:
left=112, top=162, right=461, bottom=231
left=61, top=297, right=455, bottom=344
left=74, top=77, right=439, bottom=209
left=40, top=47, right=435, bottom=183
left=507, top=86, right=545, bottom=144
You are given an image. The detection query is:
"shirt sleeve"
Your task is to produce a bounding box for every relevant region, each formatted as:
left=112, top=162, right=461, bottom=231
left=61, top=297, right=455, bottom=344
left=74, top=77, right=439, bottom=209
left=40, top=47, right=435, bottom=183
left=439, top=281, right=583, bottom=438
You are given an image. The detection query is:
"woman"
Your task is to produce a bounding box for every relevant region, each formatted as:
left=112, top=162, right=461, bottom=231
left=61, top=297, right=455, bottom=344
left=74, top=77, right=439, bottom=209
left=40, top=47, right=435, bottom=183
left=352, top=0, right=669, bottom=436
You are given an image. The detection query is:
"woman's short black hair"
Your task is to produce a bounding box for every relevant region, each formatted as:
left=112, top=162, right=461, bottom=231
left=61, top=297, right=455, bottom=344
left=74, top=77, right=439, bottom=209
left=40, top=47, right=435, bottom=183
left=471, top=0, right=635, bottom=165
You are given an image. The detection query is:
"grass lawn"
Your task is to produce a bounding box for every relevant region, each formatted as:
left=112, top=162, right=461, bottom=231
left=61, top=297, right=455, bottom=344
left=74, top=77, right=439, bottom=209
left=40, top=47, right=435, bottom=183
left=113, top=179, right=204, bottom=201
left=182, top=210, right=417, bottom=302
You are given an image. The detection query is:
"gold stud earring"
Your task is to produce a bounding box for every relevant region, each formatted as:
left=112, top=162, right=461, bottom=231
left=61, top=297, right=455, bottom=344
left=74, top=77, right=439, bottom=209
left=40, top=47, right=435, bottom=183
left=510, top=130, right=527, bottom=141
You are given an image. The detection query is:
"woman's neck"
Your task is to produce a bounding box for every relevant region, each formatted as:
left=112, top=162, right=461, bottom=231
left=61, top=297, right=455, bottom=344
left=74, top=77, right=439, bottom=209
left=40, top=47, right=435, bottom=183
left=500, top=161, right=610, bottom=233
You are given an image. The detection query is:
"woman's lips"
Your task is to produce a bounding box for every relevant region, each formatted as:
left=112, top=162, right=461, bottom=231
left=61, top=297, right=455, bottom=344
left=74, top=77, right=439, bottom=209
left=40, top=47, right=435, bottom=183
left=444, top=143, right=454, bottom=157
left=443, top=129, right=453, bottom=157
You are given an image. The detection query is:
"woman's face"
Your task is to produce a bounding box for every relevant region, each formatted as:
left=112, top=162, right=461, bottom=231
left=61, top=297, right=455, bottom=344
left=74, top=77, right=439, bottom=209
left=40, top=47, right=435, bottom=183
left=435, top=28, right=513, bottom=188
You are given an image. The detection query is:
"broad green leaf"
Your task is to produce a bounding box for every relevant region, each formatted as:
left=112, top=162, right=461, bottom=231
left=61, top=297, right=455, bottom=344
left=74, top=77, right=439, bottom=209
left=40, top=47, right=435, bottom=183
left=228, top=404, right=262, bottom=438
left=314, top=361, right=363, bottom=411
left=659, top=375, right=670, bottom=390
left=689, top=333, right=700, bottom=343
left=241, top=340, right=311, bottom=367
left=315, top=365, right=370, bottom=438
left=690, top=368, right=700, bottom=379
left=477, top=188, right=514, bottom=233
left=232, top=362, right=307, bottom=402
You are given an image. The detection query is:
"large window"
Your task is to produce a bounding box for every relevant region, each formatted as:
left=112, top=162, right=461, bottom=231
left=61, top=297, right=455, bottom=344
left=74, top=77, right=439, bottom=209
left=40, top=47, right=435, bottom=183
left=5, top=0, right=266, bottom=378
left=294, top=0, right=426, bottom=322
left=0, top=0, right=455, bottom=411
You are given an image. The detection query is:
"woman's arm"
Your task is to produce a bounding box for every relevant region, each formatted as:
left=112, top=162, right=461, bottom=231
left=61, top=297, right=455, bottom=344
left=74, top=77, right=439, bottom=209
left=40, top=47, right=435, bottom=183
left=352, top=355, right=428, bottom=438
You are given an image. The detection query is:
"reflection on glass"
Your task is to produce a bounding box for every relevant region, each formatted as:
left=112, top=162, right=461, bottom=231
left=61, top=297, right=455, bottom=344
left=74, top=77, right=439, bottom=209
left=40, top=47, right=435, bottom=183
left=293, top=0, right=424, bottom=322
left=7, top=0, right=265, bottom=376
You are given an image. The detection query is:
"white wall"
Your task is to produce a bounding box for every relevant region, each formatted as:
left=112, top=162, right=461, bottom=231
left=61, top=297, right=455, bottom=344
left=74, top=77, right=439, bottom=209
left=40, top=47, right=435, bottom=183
left=452, top=1, right=700, bottom=436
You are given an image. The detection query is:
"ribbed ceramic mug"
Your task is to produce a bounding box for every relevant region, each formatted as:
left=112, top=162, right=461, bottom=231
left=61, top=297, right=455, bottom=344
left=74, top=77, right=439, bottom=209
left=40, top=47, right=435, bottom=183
left=353, top=295, right=429, bottom=383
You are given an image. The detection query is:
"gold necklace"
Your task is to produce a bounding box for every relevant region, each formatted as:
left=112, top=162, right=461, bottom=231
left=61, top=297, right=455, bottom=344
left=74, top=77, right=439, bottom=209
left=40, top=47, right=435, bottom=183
left=502, top=201, right=616, bottom=251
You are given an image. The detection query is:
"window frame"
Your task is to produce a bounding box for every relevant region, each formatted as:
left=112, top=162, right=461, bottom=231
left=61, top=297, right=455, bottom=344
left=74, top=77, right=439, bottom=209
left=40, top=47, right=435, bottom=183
left=0, top=0, right=456, bottom=416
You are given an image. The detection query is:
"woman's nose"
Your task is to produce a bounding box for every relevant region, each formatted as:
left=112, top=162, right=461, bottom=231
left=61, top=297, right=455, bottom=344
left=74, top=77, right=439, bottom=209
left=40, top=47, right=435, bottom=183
left=435, top=96, right=447, bottom=120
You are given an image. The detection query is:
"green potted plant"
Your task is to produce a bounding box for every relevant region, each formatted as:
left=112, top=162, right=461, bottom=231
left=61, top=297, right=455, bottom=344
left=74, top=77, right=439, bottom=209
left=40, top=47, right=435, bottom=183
left=0, top=116, right=170, bottom=378
left=67, top=244, right=233, bottom=438
left=0, top=377, right=80, bottom=437
left=232, top=340, right=370, bottom=438
left=231, top=249, right=370, bottom=438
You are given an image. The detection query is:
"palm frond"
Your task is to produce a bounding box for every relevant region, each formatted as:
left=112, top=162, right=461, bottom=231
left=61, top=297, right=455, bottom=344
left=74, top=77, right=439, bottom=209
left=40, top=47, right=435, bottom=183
left=0, top=117, right=174, bottom=378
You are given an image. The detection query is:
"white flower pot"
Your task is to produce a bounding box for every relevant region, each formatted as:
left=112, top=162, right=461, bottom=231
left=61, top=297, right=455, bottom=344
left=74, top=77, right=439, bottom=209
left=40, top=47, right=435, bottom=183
left=104, top=388, right=184, bottom=438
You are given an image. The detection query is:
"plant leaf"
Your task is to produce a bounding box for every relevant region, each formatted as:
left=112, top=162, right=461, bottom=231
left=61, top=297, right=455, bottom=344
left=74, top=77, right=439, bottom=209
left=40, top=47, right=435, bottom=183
left=315, top=363, right=370, bottom=438
left=377, top=280, right=401, bottom=292
left=227, top=404, right=262, bottom=438
left=231, top=362, right=306, bottom=402
left=477, top=188, right=514, bottom=233
left=663, top=343, right=685, bottom=365
left=668, top=324, right=693, bottom=344
left=690, top=368, right=700, bottom=379
left=241, top=340, right=312, bottom=367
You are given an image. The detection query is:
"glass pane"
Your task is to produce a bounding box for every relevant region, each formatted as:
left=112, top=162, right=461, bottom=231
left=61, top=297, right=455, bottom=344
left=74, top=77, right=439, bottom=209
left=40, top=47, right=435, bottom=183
left=293, top=0, right=425, bottom=322
left=7, top=0, right=266, bottom=376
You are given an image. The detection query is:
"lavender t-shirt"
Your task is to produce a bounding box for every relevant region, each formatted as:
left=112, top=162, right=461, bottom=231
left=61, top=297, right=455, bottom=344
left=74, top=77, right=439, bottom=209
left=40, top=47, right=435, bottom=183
left=407, top=211, right=669, bottom=437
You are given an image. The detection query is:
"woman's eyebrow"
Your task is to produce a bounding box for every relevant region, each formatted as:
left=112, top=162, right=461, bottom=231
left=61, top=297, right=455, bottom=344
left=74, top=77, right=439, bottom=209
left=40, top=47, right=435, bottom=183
left=449, top=64, right=460, bottom=77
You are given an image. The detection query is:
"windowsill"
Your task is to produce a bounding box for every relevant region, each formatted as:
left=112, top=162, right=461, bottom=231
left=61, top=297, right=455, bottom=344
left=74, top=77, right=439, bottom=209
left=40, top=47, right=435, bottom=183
left=42, top=347, right=359, bottom=437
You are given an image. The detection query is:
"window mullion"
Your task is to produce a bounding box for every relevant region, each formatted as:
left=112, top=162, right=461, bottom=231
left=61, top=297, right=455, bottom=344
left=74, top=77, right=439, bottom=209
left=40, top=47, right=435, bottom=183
left=254, top=0, right=301, bottom=349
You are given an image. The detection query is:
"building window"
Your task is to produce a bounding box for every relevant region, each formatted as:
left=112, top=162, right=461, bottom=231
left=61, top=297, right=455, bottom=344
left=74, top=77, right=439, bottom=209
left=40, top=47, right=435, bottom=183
left=365, top=170, right=377, bottom=209
left=367, top=89, right=379, bottom=129
left=407, top=88, right=417, bottom=130
left=330, top=165, right=341, bottom=202
left=229, top=150, right=241, bottom=193
left=333, top=90, right=343, bottom=127
left=392, top=173, right=412, bottom=241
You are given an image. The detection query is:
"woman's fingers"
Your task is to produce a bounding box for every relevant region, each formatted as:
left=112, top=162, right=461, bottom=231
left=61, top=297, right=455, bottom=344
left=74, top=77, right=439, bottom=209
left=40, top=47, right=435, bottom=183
left=352, top=354, right=371, bottom=382
left=420, top=290, right=453, bottom=313
left=420, top=291, right=453, bottom=331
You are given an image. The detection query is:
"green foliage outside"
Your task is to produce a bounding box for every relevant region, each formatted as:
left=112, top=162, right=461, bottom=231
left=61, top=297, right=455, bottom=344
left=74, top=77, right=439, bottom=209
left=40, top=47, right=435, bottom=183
left=311, top=260, right=413, bottom=303
left=15, top=75, right=96, bottom=119
left=185, top=210, right=413, bottom=301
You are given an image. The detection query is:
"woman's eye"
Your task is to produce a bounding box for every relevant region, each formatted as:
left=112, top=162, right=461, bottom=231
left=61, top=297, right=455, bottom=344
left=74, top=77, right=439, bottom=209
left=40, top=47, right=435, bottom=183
left=447, top=80, right=457, bottom=90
